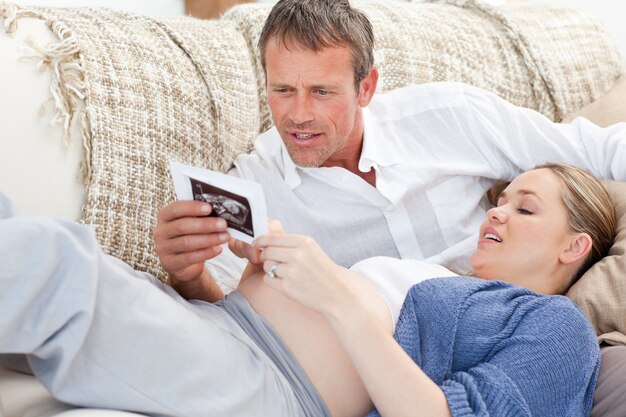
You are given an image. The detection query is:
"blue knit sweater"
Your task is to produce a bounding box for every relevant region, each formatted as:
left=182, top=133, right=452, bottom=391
left=367, top=276, right=600, bottom=417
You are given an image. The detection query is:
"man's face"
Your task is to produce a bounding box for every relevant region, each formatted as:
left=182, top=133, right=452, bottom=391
left=264, top=39, right=374, bottom=168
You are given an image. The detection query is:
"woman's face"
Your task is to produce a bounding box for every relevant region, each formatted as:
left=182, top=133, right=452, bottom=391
left=470, top=168, right=576, bottom=294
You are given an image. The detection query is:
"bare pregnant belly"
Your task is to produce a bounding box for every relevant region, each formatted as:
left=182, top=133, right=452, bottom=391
left=237, top=272, right=392, bottom=417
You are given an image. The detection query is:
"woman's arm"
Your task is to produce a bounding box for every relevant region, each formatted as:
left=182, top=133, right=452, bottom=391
left=254, top=232, right=452, bottom=417
left=341, top=280, right=598, bottom=417
left=391, top=278, right=599, bottom=417
left=325, top=295, right=452, bottom=417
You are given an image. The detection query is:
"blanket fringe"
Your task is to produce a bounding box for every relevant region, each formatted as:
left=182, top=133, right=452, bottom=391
left=0, top=2, right=18, bottom=33
left=78, top=107, right=92, bottom=183
left=1, top=3, right=92, bottom=184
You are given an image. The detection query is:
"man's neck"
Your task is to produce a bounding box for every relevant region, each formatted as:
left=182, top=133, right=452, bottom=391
left=321, top=158, right=376, bottom=187
left=358, top=168, right=376, bottom=187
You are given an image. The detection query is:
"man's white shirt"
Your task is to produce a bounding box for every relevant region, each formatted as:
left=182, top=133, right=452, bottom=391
left=206, top=82, right=626, bottom=293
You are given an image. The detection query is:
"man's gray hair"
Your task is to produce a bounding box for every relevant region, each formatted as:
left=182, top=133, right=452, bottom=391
left=258, top=0, right=375, bottom=90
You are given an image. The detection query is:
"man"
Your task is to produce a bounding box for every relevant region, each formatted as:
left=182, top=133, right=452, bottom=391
left=154, top=0, right=626, bottom=301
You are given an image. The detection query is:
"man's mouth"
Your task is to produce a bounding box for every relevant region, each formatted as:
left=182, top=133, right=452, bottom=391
left=289, top=131, right=321, bottom=146
left=294, top=133, right=315, bottom=139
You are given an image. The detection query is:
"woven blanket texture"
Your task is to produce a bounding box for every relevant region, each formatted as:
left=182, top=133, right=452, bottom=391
left=1, top=0, right=624, bottom=280
left=225, top=0, right=624, bottom=131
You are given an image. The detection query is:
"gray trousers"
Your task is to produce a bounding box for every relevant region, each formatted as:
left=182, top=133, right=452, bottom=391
left=0, top=201, right=316, bottom=416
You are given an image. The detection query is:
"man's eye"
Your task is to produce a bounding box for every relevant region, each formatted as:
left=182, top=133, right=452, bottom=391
left=517, top=208, right=533, bottom=215
left=316, top=89, right=329, bottom=96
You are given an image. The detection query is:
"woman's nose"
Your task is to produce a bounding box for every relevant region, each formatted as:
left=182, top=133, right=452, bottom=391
left=487, top=205, right=507, bottom=223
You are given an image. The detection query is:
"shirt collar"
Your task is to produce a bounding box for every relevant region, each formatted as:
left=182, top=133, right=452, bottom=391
left=358, top=106, right=404, bottom=171
left=279, top=138, right=302, bottom=189
left=278, top=104, right=404, bottom=190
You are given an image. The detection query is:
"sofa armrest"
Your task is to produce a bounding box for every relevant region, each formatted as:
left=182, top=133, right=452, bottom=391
left=0, top=365, right=148, bottom=417
left=0, top=15, right=85, bottom=220
left=0, top=364, right=75, bottom=417
left=53, top=411, right=148, bottom=417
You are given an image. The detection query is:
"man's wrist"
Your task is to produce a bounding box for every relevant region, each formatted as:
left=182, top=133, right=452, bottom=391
left=168, top=269, right=224, bottom=302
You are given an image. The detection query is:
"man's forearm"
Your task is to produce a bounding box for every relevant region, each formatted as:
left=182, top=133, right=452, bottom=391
left=168, top=268, right=224, bottom=302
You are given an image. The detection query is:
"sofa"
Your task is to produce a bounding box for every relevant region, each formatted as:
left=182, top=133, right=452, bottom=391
left=1, top=0, right=625, bottom=416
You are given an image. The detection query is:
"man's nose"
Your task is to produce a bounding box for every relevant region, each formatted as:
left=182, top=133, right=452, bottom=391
left=289, top=94, right=314, bottom=125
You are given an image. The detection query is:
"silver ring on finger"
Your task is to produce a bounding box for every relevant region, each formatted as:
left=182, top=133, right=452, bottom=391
left=268, top=263, right=279, bottom=279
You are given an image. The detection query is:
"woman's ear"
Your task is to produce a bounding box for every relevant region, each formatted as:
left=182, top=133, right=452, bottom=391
left=559, top=233, right=593, bottom=265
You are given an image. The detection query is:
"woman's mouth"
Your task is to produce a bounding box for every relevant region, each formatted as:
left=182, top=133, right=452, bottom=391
left=480, top=227, right=502, bottom=243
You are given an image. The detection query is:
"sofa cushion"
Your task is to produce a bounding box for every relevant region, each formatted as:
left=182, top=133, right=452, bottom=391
left=567, top=180, right=626, bottom=345
left=591, top=345, right=626, bottom=417
left=563, top=76, right=626, bottom=127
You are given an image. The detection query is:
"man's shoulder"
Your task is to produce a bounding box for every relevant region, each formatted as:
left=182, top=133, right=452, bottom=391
left=381, top=81, right=492, bottom=96
left=369, top=82, right=491, bottom=120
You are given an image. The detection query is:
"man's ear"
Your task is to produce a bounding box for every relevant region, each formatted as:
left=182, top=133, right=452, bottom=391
left=357, top=66, right=379, bottom=107
left=559, top=233, right=593, bottom=265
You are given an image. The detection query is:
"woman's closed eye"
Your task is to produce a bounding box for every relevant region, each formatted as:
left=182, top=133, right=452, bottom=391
left=517, top=207, right=533, bottom=215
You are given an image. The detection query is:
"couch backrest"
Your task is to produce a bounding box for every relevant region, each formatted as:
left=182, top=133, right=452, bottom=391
left=225, top=0, right=624, bottom=131
left=1, top=0, right=623, bottom=280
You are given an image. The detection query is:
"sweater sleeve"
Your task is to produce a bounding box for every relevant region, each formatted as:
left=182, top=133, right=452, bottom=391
left=394, top=278, right=600, bottom=417
left=441, top=364, right=536, bottom=417
left=440, top=312, right=599, bottom=417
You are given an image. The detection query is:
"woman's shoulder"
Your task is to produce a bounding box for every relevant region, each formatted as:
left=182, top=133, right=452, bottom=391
left=517, top=292, right=597, bottom=342
left=408, top=277, right=596, bottom=338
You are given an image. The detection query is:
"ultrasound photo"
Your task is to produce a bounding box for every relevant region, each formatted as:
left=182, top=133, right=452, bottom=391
left=170, top=161, right=268, bottom=243
left=190, top=177, right=254, bottom=237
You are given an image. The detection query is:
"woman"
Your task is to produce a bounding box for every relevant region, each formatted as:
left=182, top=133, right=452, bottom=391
left=0, top=163, right=615, bottom=417
left=237, top=163, right=616, bottom=417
